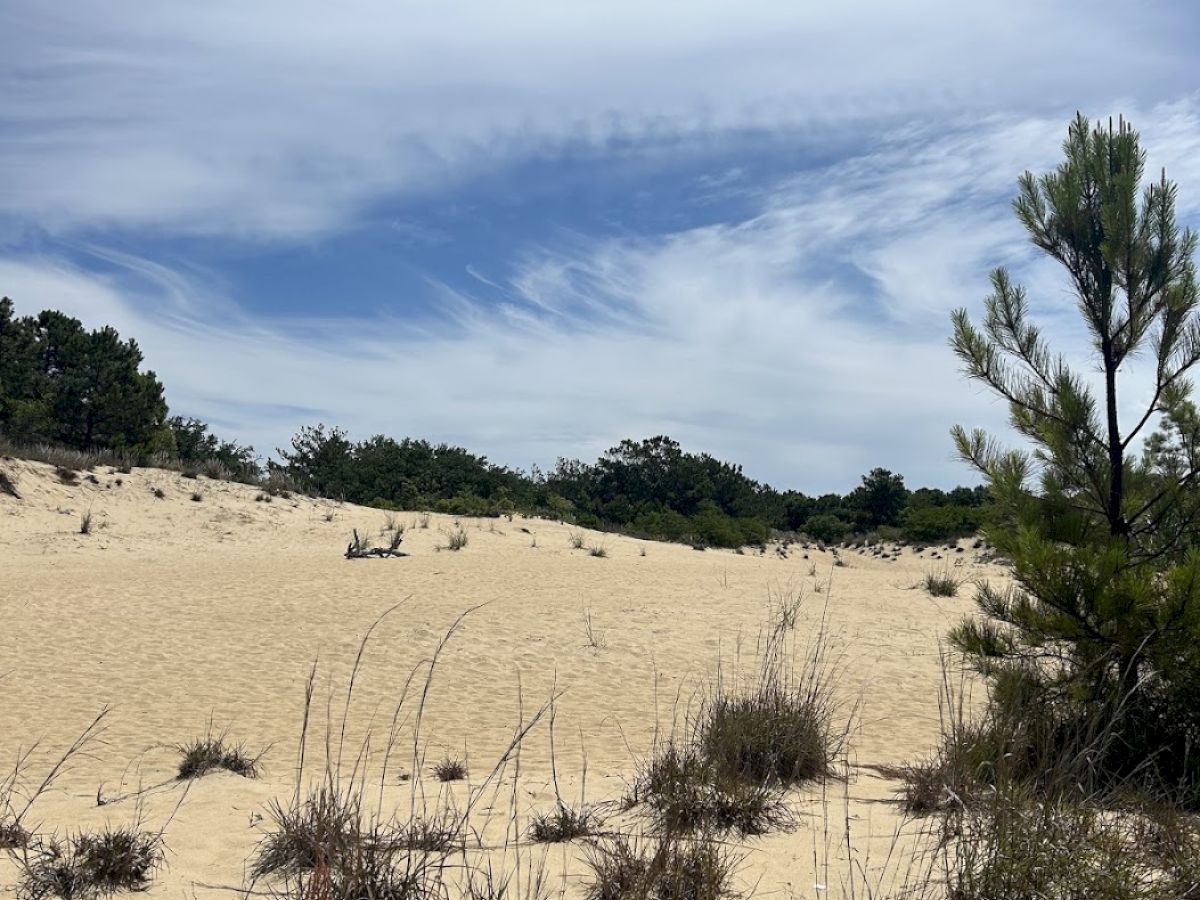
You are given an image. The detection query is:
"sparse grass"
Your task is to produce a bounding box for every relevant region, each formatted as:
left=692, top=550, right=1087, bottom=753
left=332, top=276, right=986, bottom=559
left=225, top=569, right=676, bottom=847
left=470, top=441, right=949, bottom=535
left=252, top=785, right=359, bottom=878
left=704, top=623, right=844, bottom=789
left=249, top=604, right=554, bottom=900
left=417, top=512, right=431, bottom=529
left=190, top=491, right=203, bottom=502
left=441, top=526, right=468, bottom=551
left=396, top=812, right=463, bottom=853
left=528, top=804, right=603, bottom=843
left=588, top=545, right=608, bottom=558
left=151, top=487, right=165, bottom=500
left=55, top=466, right=78, bottom=486
left=182, top=469, right=199, bottom=480
left=583, top=834, right=741, bottom=900
left=626, top=612, right=839, bottom=840
left=79, top=510, right=92, bottom=535
left=176, top=732, right=263, bottom=780
left=583, top=608, right=607, bottom=650
left=628, top=745, right=791, bottom=837
left=767, top=581, right=804, bottom=634
left=569, top=531, right=586, bottom=550
left=432, top=757, right=467, bottom=782
left=19, top=825, right=163, bottom=900
left=922, top=571, right=961, bottom=597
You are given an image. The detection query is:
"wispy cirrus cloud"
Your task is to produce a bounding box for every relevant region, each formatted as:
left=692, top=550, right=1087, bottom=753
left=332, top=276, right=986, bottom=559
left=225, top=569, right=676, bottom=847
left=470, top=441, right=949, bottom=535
left=1, top=0, right=1193, bottom=238
left=6, top=104, right=1200, bottom=489
left=2, top=3, right=1199, bottom=489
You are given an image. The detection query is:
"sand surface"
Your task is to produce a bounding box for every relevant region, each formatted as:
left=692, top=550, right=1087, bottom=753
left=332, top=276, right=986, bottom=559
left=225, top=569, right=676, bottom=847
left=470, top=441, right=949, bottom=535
left=0, top=458, right=1002, bottom=899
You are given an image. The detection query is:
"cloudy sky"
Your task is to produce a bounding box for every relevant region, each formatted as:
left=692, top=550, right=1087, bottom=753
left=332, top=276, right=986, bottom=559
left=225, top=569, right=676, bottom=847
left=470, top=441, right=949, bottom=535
left=2, top=2, right=1199, bottom=492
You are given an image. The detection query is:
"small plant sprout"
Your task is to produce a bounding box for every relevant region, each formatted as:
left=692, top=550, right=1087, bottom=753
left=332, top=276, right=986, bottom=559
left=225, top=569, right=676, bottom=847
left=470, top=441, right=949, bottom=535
left=583, top=608, right=606, bottom=650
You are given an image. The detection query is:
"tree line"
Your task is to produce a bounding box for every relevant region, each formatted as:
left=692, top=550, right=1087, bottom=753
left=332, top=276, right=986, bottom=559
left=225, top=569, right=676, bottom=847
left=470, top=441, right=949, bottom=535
left=0, top=296, right=989, bottom=547
left=272, top=427, right=989, bottom=547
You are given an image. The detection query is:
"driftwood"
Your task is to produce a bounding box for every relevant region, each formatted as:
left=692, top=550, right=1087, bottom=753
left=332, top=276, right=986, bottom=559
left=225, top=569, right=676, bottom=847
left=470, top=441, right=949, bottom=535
left=345, top=528, right=406, bottom=559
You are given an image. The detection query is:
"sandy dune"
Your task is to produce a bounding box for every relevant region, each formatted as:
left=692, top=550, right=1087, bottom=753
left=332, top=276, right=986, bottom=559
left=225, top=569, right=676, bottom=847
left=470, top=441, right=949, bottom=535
left=0, top=458, right=1001, bottom=898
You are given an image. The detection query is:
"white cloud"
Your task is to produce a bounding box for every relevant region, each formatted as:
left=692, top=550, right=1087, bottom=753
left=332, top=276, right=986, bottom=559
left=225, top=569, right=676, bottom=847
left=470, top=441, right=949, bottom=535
left=2, top=5, right=1198, bottom=489
left=8, top=105, right=1198, bottom=490
left=0, top=0, right=1191, bottom=237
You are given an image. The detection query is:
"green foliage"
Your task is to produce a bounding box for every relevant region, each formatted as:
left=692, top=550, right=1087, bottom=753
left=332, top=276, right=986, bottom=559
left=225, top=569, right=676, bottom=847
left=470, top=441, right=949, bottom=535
left=900, top=504, right=988, bottom=542
left=922, top=571, right=961, bottom=597
left=846, top=467, right=908, bottom=530
left=950, top=113, right=1200, bottom=797
left=0, top=298, right=169, bottom=455
left=802, top=513, right=849, bottom=543
left=272, top=424, right=990, bottom=549
left=167, top=416, right=260, bottom=483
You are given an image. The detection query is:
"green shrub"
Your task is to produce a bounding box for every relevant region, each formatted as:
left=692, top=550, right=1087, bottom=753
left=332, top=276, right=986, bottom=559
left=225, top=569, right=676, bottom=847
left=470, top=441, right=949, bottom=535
left=803, top=513, right=849, bottom=544
left=900, top=504, right=987, bottom=543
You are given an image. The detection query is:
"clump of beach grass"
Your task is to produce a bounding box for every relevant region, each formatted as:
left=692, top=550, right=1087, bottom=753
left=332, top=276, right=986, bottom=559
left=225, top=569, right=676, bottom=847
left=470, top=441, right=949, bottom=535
left=432, top=757, right=467, bottom=783
left=176, top=732, right=263, bottom=780
left=922, top=571, right=962, bottom=597
left=528, top=804, right=603, bottom=844
left=583, top=834, right=741, bottom=900
left=19, top=826, right=164, bottom=900
left=441, top=526, right=468, bottom=552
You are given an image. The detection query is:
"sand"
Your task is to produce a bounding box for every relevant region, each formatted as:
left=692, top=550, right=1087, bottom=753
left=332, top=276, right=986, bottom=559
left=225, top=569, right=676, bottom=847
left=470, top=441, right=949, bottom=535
left=0, top=458, right=1002, bottom=898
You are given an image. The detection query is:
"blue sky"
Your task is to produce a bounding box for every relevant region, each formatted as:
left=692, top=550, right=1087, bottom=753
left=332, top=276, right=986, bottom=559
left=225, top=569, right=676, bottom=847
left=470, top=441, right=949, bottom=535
left=2, top=1, right=1199, bottom=492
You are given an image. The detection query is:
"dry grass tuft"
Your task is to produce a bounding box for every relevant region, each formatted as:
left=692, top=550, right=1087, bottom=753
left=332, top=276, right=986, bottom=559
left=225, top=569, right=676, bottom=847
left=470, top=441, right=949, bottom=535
left=583, top=834, right=741, bottom=900
left=176, top=732, right=264, bottom=780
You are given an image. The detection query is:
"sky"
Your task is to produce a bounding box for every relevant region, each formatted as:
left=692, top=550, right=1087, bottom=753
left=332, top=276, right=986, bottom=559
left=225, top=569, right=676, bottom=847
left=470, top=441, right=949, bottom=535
left=2, top=2, right=1199, bottom=493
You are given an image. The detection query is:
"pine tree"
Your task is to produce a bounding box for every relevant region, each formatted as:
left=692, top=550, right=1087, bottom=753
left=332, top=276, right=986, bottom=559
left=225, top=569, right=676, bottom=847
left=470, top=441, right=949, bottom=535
left=950, top=114, right=1200, bottom=787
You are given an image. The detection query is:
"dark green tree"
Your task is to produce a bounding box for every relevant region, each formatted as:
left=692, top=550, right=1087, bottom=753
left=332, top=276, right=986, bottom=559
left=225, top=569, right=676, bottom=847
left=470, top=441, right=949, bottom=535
left=848, top=467, right=908, bottom=530
left=168, top=416, right=260, bottom=481
left=950, top=114, right=1200, bottom=787
left=0, top=301, right=169, bottom=452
